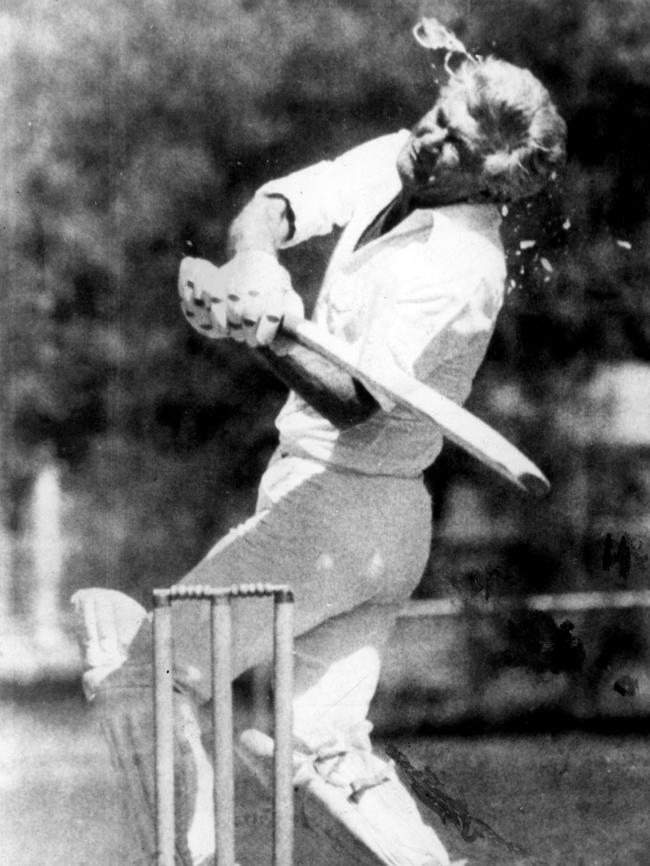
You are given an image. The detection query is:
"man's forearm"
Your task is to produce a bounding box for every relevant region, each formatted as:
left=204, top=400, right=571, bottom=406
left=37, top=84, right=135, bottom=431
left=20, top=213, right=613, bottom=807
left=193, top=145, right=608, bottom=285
left=226, top=193, right=379, bottom=428
left=258, top=340, right=380, bottom=430
left=227, top=193, right=295, bottom=256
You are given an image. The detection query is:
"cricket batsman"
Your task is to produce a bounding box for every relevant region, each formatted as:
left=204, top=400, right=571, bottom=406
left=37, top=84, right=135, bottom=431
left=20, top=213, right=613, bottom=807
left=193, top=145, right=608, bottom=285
left=73, top=18, right=566, bottom=866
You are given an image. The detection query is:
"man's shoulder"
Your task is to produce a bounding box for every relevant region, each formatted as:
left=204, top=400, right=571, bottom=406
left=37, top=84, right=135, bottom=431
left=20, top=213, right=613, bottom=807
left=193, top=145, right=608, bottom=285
left=430, top=203, right=504, bottom=260
left=432, top=202, right=502, bottom=235
left=413, top=203, right=506, bottom=295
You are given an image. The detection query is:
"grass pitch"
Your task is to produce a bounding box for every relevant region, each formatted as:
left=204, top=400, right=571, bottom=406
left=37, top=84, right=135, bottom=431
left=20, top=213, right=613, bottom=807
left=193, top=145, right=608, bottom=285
left=1, top=692, right=648, bottom=866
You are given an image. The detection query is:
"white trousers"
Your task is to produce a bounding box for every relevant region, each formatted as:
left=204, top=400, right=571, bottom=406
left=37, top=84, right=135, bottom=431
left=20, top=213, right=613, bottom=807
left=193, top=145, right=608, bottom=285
left=80, top=452, right=451, bottom=866
left=172, top=450, right=432, bottom=748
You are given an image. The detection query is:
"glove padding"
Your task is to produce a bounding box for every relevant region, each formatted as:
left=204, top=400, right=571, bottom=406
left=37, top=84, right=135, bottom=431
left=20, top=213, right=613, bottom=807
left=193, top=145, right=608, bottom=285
left=179, top=253, right=304, bottom=347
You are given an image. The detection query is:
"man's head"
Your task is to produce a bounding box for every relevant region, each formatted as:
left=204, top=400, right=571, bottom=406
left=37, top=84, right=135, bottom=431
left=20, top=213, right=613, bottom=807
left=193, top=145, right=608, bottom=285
left=396, top=57, right=567, bottom=206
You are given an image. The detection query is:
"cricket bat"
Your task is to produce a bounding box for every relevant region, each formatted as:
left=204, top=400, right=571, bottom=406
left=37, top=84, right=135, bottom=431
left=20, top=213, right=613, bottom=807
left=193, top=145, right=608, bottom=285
left=178, top=256, right=549, bottom=496
left=279, top=313, right=550, bottom=497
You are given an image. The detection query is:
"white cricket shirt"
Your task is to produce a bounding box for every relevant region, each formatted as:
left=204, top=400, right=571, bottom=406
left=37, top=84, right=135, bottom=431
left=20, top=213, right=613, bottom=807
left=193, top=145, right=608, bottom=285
left=259, top=131, right=507, bottom=477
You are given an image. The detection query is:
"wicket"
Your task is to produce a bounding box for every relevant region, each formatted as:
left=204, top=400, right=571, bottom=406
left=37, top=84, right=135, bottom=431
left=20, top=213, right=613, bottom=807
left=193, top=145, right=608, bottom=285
left=152, top=584, right=295, bottom=866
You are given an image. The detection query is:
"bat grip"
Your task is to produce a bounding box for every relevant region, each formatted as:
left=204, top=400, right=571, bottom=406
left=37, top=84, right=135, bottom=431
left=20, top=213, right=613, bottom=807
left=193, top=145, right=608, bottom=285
left=278, top=311, right=304, bottom=342
left=269, top=311, right=314, bottom=357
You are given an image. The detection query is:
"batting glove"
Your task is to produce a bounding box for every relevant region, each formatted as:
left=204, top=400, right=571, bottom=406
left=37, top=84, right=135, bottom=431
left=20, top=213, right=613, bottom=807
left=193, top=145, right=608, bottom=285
left=179, top=253, right=303, bottom=347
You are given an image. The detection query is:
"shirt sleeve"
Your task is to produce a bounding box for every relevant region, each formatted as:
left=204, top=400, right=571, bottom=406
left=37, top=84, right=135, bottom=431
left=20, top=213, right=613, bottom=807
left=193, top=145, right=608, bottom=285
left=256, top=131, right=408, bottom=247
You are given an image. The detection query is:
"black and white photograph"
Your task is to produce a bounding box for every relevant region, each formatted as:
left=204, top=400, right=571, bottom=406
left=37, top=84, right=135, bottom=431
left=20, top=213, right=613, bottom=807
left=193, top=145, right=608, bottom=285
left=1, top=2, right=649, bottom=865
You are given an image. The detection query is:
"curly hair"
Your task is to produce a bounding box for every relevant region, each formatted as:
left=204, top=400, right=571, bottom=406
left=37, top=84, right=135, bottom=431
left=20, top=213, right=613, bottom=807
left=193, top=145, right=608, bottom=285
left=448, top=57, right=567, bottom=201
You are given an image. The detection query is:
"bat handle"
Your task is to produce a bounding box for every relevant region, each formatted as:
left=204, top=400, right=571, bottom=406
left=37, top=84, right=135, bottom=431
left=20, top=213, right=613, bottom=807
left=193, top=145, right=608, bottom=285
left=274, top=311, right=315, bottom=356
left=278, top=311, right=304, bottom=341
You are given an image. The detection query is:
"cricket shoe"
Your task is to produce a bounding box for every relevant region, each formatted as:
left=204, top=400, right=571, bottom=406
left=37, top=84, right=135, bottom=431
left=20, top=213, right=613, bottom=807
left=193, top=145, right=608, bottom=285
left=239, top=728, right=452, bottom=866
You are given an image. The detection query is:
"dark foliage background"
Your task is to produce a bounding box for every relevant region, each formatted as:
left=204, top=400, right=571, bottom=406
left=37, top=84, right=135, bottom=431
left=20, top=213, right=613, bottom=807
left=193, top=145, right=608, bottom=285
left=2, top=0, right=649, bottom=603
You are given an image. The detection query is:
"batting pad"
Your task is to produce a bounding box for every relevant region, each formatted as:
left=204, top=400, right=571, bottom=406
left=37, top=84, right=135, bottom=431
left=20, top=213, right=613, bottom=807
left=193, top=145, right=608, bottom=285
left=238, top=728, right=452, bottom=866
left=71, top=587, right=149, bottom=700
left=95, top=668, right=215, bottom=865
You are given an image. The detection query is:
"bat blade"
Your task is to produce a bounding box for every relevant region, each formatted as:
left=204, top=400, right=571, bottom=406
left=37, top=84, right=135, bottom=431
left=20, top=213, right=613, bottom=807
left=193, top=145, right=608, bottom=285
left=281, top=313, right=550, bottom=497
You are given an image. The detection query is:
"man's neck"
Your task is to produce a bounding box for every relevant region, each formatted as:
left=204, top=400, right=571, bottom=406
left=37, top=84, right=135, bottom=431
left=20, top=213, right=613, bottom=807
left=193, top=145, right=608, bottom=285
left=403, top=188, right=484, bottom=210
